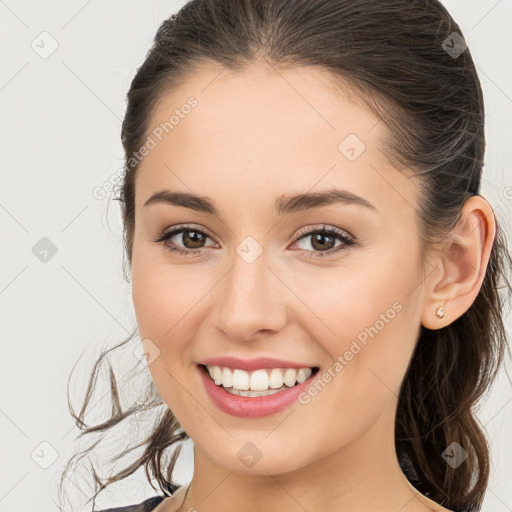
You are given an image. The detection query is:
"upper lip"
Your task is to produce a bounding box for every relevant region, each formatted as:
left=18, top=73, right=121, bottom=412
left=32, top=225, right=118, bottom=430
left=198, top=356, right=319, bottom=372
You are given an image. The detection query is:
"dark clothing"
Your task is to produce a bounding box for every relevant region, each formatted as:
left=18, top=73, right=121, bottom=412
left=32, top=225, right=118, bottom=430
left=96, top=495, right=166, bottom=512
left=95, top=481, right=180, bottom=512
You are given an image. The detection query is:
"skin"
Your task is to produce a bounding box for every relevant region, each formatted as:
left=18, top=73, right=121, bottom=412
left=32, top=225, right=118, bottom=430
left=129, top=60, right=496, bottom=512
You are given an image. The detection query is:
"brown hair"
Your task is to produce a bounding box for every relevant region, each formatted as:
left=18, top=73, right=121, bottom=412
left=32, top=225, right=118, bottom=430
left=58, top=1, right=512, bottom=511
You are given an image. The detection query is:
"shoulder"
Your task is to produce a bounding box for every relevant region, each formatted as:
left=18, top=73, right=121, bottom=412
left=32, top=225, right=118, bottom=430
left=96, top=495, right=166, bottom=512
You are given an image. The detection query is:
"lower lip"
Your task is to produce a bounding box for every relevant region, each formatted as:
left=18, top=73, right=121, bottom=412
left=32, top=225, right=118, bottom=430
left=197, top=364, right=319, bottom=418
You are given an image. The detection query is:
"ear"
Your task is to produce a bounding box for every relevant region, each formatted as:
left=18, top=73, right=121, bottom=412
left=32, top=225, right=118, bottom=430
left=420, top=195, right=496, bottom=329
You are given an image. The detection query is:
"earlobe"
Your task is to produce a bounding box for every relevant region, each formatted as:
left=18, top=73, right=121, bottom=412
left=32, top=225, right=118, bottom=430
left=420, top=195, right=496, bottom=330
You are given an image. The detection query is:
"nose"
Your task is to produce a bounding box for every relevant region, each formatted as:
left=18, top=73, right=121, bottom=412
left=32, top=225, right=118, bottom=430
left=212, top=249, right=287, bottom=342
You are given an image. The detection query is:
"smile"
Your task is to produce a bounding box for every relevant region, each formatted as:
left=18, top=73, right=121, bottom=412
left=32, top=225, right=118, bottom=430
left=197, top=364, right=320, bottom=417
left=205, top=364, right=318, bottom=396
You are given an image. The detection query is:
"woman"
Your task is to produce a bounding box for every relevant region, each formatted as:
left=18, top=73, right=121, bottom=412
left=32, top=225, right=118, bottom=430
left=58, top=0, right=512, bottom=511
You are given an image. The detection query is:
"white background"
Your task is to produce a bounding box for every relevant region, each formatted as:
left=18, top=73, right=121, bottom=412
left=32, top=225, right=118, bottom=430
left=0, top=1, right=511, bottom=511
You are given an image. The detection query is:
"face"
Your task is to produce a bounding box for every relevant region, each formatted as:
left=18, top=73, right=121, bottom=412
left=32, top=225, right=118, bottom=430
left=130, top=61, right=428, bottom=475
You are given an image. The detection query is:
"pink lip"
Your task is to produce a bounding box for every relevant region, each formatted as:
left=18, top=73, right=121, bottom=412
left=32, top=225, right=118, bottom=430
left=197, top=364, right=319, bottom=418
left=198, top=355, right=317, bottom=371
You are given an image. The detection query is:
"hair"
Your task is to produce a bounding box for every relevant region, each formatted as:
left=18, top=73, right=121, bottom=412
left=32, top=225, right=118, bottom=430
left=57, top=1, right=512, bottom=511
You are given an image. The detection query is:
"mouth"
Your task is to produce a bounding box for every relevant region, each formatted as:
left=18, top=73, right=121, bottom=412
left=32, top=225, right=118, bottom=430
left=198, top=363, right=321, bottom=397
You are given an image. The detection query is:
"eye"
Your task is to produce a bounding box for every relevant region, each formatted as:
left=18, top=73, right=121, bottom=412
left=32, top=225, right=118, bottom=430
left=152, top=224, right=217, bottom=257
left=152, top=223, right=357, bottom=259
left=290, top=224, right=356, bottom=259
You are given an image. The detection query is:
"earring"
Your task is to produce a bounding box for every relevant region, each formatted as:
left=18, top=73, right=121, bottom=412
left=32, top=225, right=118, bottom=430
left=435, top=306, right=445, bottom=319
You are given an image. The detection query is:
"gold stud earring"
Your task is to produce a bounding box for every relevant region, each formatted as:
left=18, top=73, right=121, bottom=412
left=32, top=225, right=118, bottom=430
left=435, top=306, right=445, bottom=319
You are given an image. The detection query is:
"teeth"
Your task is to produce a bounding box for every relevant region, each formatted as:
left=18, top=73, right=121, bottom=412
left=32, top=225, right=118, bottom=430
left=226, top=386, right=289, bottom=397
left=283, top=368, right=296, bottom=387
left=249, top=369, right=267, bottom=391
left=222, top=367, right=233, bottom=388
left=296, top=368, right=309, bottom=384
left=205, top=365, right=314, bottom=391
left=269, top=368, right=284, bottom=388
left=233, top=369, right=250, bottom=390
left=212, top=366, right=223, bottom=385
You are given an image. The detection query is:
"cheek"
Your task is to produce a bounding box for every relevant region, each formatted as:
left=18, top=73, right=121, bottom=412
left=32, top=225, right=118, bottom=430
left=293, top=248, right=421, bottom=398
left=290, top=274, right=418, bottom=447
left=131, top=259, right=202, bottom=416
left=131, top=252, right=209, bottom=339
left=130, top=256, right=213, bottom=401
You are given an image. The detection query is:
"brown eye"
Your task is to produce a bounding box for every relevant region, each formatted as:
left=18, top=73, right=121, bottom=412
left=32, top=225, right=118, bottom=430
left=152, top=225, right=217, bottom=256
left=152, top=224, right=357, bottom=259
left=177, top=229, right=208, bottom=249
left=292, top=226, right=356, bottom=259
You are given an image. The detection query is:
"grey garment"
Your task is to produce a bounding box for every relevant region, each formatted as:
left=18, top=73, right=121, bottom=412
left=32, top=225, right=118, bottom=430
left=96, top=495, right=166, bottom=512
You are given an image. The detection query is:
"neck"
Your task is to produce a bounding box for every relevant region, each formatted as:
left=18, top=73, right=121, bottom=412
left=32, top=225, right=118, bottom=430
left=182, top=406, right=436, bottom=512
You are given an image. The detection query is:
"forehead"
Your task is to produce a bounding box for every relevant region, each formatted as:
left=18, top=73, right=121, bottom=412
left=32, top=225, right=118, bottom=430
left=134, top=62, right=418, bottom=220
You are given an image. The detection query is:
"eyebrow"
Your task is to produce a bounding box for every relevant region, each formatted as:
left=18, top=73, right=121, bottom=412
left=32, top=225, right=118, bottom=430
left=143, top=188, right=378, bottom=216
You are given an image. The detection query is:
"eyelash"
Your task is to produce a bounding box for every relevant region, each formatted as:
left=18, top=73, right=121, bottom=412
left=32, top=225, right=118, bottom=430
left=152, top=224, right=357, bottom=259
